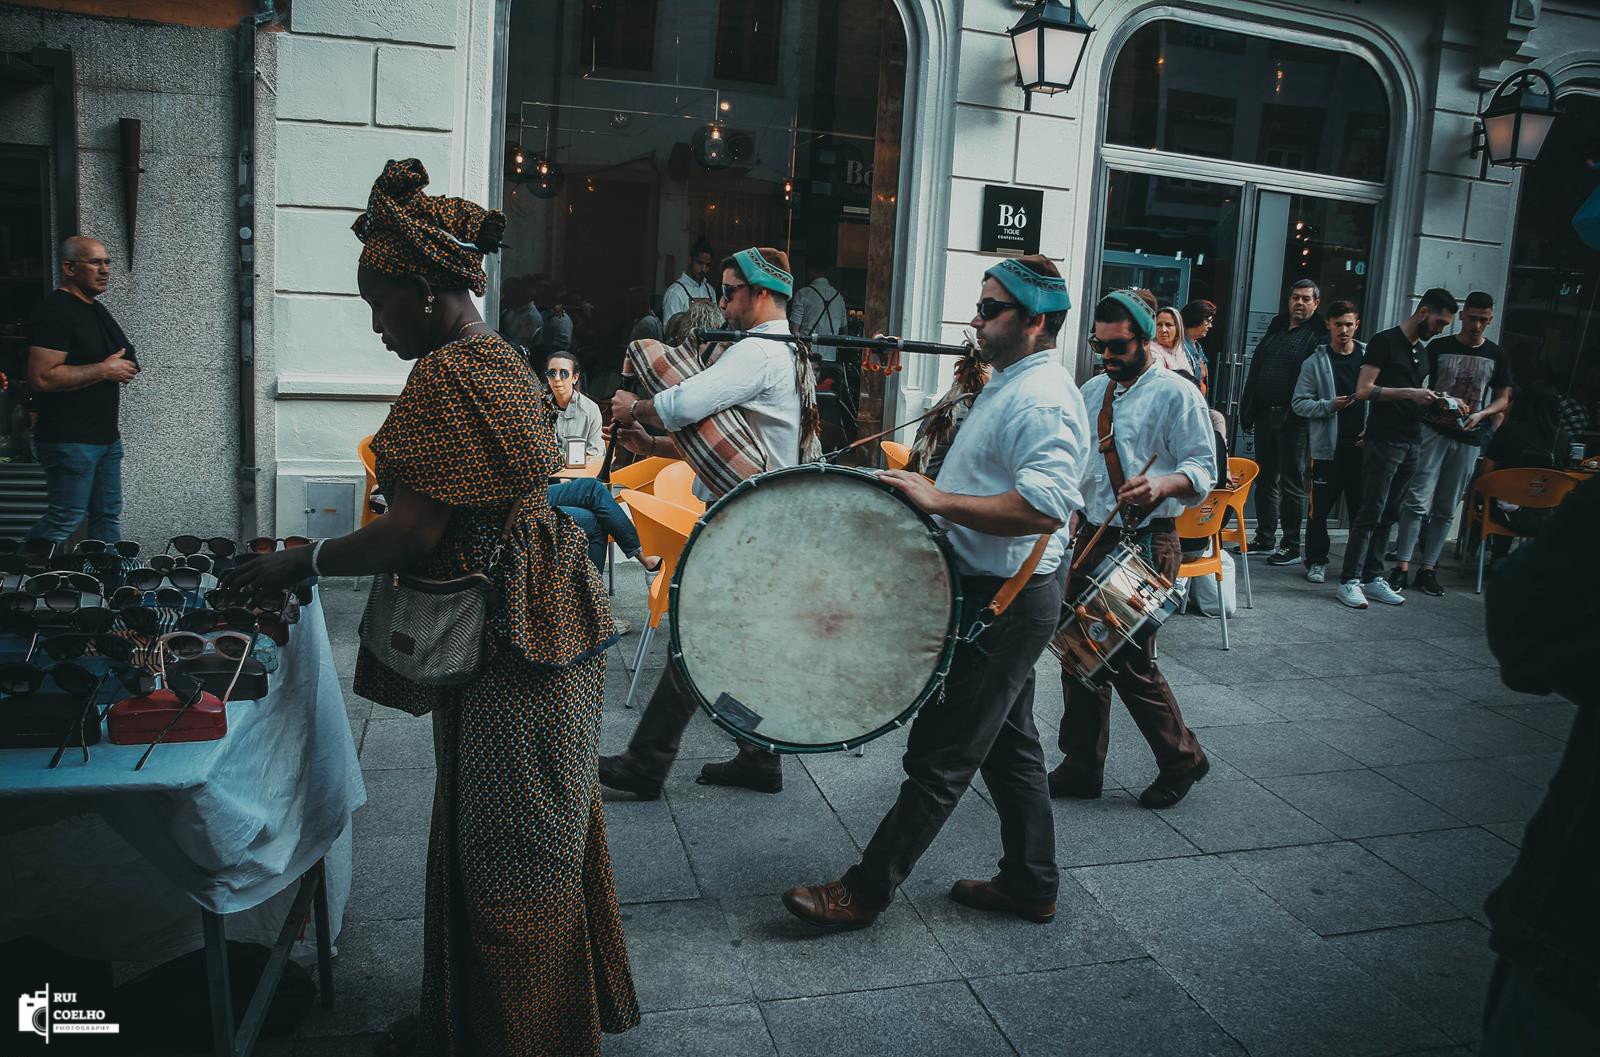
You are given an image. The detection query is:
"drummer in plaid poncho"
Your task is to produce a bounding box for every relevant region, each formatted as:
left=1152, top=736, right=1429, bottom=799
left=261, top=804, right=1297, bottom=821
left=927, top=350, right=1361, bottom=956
left=785, top=255, right=1092, bottom=930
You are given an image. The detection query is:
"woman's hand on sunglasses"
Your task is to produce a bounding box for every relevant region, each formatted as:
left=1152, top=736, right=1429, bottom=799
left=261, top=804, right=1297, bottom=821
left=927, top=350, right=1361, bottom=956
left=220, top=546, right=312, bottom=594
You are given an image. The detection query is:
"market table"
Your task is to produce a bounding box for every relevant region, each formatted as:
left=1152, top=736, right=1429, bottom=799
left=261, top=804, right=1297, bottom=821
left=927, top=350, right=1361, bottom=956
left=0, top=587, right=366, bottom=1057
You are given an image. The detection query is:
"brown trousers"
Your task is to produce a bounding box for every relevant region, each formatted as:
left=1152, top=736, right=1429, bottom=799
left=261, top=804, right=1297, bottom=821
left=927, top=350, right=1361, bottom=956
left=1058, top=528, right=1204, bottom=778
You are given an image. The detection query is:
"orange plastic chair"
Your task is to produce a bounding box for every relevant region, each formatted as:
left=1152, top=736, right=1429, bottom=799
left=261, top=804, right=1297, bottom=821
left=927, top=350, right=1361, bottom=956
left=1470, top=467, right=1579, bottom=593
left=607, top=456, right=674, bottom=495
left=617, top=489, right=701, bottom=707
left=1175, top=490, right=1232, bottom=650
left=357, top=435, right=380, bottom=527
left=881, top=440, right=911, bottom=471
left=653, top=460, right=707, bottom=514
left=1218, top=457, right=1259, bottom=608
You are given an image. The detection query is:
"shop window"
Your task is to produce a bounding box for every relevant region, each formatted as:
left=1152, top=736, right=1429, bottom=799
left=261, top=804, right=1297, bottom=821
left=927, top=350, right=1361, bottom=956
left=714, top=0, right=783, bottom=84
left=580, top=0, right=657, bottom=71
left=1107, top=20, right=1390, bottom=182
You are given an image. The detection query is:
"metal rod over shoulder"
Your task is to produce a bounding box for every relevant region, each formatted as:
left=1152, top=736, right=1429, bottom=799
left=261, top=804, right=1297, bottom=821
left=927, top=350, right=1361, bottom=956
left=692, top=328, right=972, bottom=357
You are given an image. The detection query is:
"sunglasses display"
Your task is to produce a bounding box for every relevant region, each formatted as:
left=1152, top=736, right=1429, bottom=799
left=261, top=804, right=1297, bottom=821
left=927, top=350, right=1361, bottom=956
left=178, top=607, right=259, bottom=634
left=1, top=589, right=92, bottom=616
left=23, top=572, right=104, bottom=596
left=170, top=535, right=238, bottom=559
left=0, top=659, right=104, bottom=697
left=159, top=631, right=255, bottom=663
left=125, top=568, right=202, bottom=593
left=0, top=538, right=55, bottom=559
left=40, top=633, right=137, bottom=663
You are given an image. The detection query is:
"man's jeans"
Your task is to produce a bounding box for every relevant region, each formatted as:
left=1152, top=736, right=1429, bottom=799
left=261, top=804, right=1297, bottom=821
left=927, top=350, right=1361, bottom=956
left=549, top=478, right=642, bottom=571
left=29, top=440, right=124, bottom=544
left=1340, top=437, right=1418, bottom=584
left=1250, top=406, right=1310, bottom=546
left=1394, top=428, right=1478, bottom=569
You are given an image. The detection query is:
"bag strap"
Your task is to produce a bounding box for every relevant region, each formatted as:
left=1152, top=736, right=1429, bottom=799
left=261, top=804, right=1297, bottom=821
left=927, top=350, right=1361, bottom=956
left=485, top=494, right=529, bottom=573
left=1097, top=380, right=1127, bottom=498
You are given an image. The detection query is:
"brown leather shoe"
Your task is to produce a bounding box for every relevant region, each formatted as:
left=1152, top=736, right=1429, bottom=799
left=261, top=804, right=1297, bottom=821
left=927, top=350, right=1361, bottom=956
left=782, top=879, right=881, bottom=930
left=1047, top=761, right=1103, bottom=799
left=598, top=753, right=664, bottom=800
left=1139, top=755, right=1210, bottom=809
left=949, top=879, right=1056, bottom=923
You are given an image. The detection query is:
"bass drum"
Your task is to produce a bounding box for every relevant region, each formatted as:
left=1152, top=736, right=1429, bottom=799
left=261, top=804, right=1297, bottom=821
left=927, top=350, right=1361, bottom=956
left=669, top=464, right=961, bottom=753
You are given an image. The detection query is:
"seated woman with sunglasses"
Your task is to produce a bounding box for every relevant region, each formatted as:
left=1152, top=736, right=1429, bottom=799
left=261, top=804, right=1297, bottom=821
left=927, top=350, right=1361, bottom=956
left=220, top=159, right=637, bottom=1057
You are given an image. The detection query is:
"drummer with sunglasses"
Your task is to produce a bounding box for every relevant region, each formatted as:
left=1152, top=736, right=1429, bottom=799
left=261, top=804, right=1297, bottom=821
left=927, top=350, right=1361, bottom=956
left=1049, top=292, right=1215, bottom=811
left=785, top=255, right=1091, bottom=931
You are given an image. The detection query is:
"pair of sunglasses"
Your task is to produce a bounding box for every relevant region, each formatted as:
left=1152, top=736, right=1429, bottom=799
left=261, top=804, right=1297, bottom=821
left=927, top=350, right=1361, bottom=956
left=112, top=586, right=188, bottom=611
left=0, top=607, right=115, bottom=637
left=160, top=631, right=255, bottom=662
left=178, top=607, right=258, bottom=634
left=126, top=568, right=203, bottom=593
left=170, top=535, right=238, bottom=558
left=975, top=298, right=1023, bottom=321
left=206, top=587, right=288, bottom=613
left=116, top=606, right=163, bottom=637
left=0, top=538, right=55, bottom=559
left=23, top=572, right=103, bottom=596
left=0, top=554, right=49, bottom=575
left=39, top=633, right=136, bottom=663
left=245, top=536, right=311, bottom=554
left=1087, top=335, right=1141, bottom=358
left=74, top=539, right=140, bottom=559
left=1, top=589, right=94, bottom=616
left=150, top=553, right=225, bottom=575
left=0, top=659, right=103, bottom=697
left=544, top=367, right=574, bottom=380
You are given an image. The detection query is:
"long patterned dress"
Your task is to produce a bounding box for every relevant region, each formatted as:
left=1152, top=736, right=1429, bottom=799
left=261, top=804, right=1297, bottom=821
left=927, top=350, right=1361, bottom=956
left=353, top=333, right=640, bottom=1056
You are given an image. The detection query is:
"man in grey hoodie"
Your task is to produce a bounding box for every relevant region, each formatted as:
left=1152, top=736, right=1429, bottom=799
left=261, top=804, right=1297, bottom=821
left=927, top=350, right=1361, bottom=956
left=1291, top=300, right=1368, bottom=584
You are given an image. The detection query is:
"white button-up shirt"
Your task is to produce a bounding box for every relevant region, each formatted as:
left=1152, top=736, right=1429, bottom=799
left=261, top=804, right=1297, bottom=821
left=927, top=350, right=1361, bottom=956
left=932, top=350, right=1091, bottom=577
left=661, top=272, right=716, bottom=322
left=554, top=390, right=604, bottom=458
left=1078, top=363, right=1217, bottom=526
left=653, top=318, right=802, bottom=501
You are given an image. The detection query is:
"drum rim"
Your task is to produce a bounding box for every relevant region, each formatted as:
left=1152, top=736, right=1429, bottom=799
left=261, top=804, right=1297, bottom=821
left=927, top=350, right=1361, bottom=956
left=667, top=462, right=963, bottom=754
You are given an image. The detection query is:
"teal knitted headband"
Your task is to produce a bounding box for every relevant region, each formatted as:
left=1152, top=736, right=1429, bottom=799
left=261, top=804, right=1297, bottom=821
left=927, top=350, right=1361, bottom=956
left=733, top=248, right=793, bottom=298
left=1100, top=289, right=1156, bottom=339
left=984, top=258, right=1071, bottom=316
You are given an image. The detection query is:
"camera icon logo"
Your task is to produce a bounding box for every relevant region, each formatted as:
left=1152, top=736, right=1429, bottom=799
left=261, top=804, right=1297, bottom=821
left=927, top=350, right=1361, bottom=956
left=18, top=988, right=49, bottom=1038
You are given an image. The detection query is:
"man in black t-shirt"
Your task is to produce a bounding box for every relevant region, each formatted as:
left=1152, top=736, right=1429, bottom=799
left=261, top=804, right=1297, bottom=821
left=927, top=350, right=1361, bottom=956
left=1335, top=288, right=1456, bottom=609
left=1391, top=291, right=1512, bottom=596
left=25, top=235, right=138, bottom=544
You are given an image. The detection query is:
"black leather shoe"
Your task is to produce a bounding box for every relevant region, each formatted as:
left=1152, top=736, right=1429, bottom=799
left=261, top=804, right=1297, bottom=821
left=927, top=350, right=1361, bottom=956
left=1388, top=566, right=1410, bottom=590
left=1139, top=756, right=1210, bottom=809
left=950, top=879, right=1056, bottom=923
left=1047, top=762, right=1103, bottom=799
left=697, top=752, right=783, bottom=793
left=598, top=753, right=664, bottom=800
left=1416, top=568, right=1445, bottom=596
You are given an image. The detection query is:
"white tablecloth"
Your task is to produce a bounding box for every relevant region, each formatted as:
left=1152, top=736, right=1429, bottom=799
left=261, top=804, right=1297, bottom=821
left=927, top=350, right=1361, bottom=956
left=0, top=589, right=366, bottom=963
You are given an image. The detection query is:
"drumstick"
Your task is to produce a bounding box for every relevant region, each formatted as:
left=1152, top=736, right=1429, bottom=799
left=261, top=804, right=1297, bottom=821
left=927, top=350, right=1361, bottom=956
left=1070, top=455, right=1159, bottom=575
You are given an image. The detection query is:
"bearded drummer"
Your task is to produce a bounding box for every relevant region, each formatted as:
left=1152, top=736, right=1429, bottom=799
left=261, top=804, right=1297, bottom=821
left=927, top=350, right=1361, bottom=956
left=784, top=255, right=1091, bottom=930
left=1048, top=291, right=1215, bottom=810
left=602, top=246, right=812, bottom=797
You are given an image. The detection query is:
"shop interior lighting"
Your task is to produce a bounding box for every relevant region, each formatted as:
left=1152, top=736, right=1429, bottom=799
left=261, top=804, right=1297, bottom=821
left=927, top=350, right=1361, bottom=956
left=1472, top=68, right=1560, bottom=179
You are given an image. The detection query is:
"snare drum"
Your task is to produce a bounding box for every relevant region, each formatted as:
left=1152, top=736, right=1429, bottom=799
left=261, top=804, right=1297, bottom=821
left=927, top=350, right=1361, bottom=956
left=669, top=464, right=961, bottom=753
left=1048, top=542, right=1182, bottom=689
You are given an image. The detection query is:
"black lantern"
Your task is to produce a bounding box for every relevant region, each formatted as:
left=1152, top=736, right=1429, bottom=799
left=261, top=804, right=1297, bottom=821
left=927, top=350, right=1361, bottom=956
left=1472, top=69, right=1559, bottom=178
left=1006, top=0, right=1094, bottom=111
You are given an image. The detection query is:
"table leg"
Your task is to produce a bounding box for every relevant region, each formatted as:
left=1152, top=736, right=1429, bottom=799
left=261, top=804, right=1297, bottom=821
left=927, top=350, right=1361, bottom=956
left=313, top=858, right=335, bottom=1007
left=202, top=909, right=235, bottom=1057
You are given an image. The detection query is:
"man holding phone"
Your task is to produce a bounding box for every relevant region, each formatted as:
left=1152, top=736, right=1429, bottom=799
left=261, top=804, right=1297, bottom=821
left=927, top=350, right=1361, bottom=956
left=1291, top=299, right=1368, bottom=584
left=26, top=235, right=138, bottom=544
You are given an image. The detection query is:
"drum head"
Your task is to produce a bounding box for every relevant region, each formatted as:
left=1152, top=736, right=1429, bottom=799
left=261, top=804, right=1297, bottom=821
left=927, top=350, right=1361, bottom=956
left=670, top=465, right=960, bottom=752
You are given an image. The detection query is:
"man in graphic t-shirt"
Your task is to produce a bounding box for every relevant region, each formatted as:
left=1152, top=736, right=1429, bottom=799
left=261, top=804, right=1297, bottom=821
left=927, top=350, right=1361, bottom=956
left=26, top=235, right=139, bottom=544
left=1390, top=290, right=1512, bottom=596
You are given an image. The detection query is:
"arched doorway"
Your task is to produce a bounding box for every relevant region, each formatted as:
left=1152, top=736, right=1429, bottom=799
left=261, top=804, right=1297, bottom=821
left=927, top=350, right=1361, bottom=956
left=1091, top=16, right=1395, bottom=452
left=497, top=0, right=910, bottom=449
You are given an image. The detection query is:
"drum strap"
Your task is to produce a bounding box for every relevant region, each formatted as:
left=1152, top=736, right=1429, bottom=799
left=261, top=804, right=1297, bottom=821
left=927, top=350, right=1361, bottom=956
left=961, top=533, right=1051, bottom=644
left=1097, top=382, right=1128, bottom=510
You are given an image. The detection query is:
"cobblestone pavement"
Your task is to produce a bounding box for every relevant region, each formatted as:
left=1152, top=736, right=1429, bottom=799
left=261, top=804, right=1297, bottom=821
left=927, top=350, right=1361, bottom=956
left=280, top=544, right=1565, bottom=1057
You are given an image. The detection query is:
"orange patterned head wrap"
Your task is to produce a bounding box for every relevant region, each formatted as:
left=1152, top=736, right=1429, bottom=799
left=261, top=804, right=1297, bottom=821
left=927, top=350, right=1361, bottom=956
left=352, top=158, right=505, bottom=296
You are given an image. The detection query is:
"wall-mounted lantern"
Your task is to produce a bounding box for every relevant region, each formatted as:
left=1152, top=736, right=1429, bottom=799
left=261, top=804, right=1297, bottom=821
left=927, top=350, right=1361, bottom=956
left=1006, top=0, right=1094, bottom=112
left=1472, top=69, right=1559, bottom=178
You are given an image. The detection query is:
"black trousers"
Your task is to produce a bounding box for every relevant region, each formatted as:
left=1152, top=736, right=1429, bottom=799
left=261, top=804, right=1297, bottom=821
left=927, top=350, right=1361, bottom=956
left=1305, top=443, right=1364, bottom=566
left=1340, top=436, right=1419, bottom=584
left=1251, top=406, right=1310, bottom=546
left=624, top=662, right=774, bottom=779
left=843, top=571, right=1062, bottom=907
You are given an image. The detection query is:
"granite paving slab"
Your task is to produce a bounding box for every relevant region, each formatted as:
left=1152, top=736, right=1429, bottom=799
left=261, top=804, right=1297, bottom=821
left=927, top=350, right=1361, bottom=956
left=1197, top=722, right=1365, bottom=779
left=601, top=1003, right=777, bottom=1057
left=1234, top=678, right=1383, bottom=721
left=1486, top=699, right=1579, bottom=737
left=1260, top=769, right=1463, bottom=840
left=1218, top=842, right=1459, bottom=936
left=297, top=918, right=423, bottom=1037
left=1297, top=715, right=1469, bottom=768
left=1376, top=759, right=1546, bottom=826
left=1396, top=708, right=1563, bottom=758
left=760, top=981, right=1015, bottom=1057
left=617, top=899, right=753, bottom=1012
left=1152, top=776, right=1336, bottom=853
left=604, top=798, right=698, bottom=904
left=1330, top=920, right=1496, bottom=1046
left=971, top=958, right=1245, bottom=1057
left=1051, top=788, right=1202, bottom=867
left=1165, top=683, right=1283, bottom=727
left=356, top=714, right=436, bottom=770
left=1481, top=750, right=1562, bottom=789
left=1361, top=828, right=1519, bottom=925
left=345, top=767, right=432, bottom=922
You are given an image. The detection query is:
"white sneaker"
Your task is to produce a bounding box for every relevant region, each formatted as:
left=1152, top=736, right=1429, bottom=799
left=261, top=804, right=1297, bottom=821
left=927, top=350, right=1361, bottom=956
left=1364, top=577, right=1406, bottom=606
left=1306, top=563, right=1327, bottom=584
left=1337, top=580, right=1368, bottom=609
